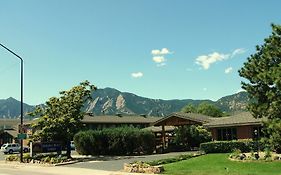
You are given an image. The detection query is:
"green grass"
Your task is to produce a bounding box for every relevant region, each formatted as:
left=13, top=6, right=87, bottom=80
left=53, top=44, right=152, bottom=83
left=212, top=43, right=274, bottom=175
left=163, top=153, right=281, bottom=175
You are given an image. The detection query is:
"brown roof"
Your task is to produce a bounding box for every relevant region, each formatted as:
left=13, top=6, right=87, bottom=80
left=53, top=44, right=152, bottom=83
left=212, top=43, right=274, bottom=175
left=82, top=115, right=161, bottom=124
left=153, top=112, right=213, bottom=126
left=204, top=112, right=265, bottom=128
left=143, top=126, right=175, bottom=133
left=4, top=129, right=18, bottom=138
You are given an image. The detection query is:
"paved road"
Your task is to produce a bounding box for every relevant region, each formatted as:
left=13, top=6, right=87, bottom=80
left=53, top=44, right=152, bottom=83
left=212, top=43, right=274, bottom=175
left=67, top=151, right=196, bottom=171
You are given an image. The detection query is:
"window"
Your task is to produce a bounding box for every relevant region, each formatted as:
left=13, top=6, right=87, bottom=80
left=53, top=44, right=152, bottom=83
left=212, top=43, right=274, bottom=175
left=217, top=128, right=237, bottom=141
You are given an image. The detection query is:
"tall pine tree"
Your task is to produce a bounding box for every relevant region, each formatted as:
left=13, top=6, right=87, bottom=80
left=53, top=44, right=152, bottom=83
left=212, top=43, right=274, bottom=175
left=239, top=24, right=281, bottom=152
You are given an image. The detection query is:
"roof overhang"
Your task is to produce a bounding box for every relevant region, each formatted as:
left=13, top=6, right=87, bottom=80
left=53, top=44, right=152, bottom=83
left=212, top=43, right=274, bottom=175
left=204, top=122, right=263, bottom=128
left=153, top=113, right=208, bottom=126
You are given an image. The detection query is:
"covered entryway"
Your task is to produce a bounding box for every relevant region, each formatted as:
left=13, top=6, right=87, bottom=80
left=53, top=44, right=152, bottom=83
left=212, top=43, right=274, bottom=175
left=153, top=112, right=212, bottom=151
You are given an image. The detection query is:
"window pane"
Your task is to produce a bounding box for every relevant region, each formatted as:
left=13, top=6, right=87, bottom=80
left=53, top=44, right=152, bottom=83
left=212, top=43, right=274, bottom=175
left=232, top=128, right=237, bottom=140
left=222, top=129, right=227, bottom=140
left=218, top=129, right=222, bottom=141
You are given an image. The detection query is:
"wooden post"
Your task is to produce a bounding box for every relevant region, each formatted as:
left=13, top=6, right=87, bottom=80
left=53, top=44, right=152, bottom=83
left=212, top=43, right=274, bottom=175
left=162, top=125, right=166, bottom=151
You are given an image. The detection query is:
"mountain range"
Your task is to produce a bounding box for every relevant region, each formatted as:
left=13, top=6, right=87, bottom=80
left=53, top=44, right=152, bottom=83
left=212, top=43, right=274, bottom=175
left=0, top=88, right=250, bottom=119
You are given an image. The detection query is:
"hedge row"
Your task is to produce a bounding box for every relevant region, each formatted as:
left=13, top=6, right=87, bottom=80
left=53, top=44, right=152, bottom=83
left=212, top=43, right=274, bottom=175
left=200, top=140, right=264, bottom=153
left=73, top=127, right=155, bottom=156
left=145, top=152, right=204, bottom=166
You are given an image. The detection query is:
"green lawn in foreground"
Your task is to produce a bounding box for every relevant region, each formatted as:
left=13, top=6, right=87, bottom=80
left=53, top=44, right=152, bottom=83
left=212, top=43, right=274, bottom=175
left=163, top=153, right=281, bottom=175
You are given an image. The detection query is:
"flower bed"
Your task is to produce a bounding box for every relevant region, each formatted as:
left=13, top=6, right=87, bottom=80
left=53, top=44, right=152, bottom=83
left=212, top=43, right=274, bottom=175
left=229, top=149, right=281, bottom=161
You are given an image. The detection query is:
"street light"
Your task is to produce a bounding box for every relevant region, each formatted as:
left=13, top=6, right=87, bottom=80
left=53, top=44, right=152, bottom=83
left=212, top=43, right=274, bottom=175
left=254, top=129, right=260, bottom=160
left=0, top=43, right=24, bottom=163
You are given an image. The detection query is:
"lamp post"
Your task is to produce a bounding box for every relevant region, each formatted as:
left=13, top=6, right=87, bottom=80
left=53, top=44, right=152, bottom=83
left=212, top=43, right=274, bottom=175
left=254, top=129, right=259, bottom=159
left=0, top=43, right=24, bottom=163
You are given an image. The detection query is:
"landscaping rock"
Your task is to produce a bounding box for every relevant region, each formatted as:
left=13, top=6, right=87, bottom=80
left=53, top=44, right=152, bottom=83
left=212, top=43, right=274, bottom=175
left=124, top=163, right=164, bottom=174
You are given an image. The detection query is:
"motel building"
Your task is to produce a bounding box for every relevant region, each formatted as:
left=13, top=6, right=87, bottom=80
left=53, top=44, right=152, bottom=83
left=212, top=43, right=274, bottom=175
left=1, top=112, right=264, bottom=150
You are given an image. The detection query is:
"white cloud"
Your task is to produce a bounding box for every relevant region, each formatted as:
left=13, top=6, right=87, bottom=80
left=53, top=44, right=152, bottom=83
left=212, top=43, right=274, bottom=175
left=195, top=48, right=246, bottom=70
left=195, top=52, right=230, bottom=70
left=203, top=88, right=207, bottom=91
left=131, top=72, right=143, bottom=78
left=225, top=67, right=233, bottom=74
left=151, top=48, right=173, bottom=67
left=156, top=63, right=167, bottom=67
left=151, top=48, right=172, bottom=55
left=153, top=56, right=166, bottom=63
left=231, top=48, right=246, bottom=58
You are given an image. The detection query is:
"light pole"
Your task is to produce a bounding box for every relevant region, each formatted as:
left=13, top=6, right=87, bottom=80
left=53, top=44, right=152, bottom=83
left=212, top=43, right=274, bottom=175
left=0, top=43, right=24, bottom=163
left=254, top=129, right=259, bottom=159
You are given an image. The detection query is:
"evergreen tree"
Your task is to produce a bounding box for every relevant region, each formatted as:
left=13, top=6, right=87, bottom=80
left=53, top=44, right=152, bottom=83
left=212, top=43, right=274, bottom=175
left=239, top=24, right=281, bottom=152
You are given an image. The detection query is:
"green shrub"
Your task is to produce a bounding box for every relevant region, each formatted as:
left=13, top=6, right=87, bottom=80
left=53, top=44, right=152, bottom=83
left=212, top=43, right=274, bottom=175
left=229, top=149, right=242, bottom=159
left=264, top=148, right=272, bottom=161
left=5, top=154, right=19, bottom=161
left=145, top=152, right=203, bottom=166
left=74, top=126, right=156, bottom=156
left=200, top=140, right=264, bottom=153
left=173, top=125, right=211, bottom=150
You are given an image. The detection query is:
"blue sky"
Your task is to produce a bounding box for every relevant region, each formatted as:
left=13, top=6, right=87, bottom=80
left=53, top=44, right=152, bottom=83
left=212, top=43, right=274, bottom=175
left=1, top=0, right=281, bottom=105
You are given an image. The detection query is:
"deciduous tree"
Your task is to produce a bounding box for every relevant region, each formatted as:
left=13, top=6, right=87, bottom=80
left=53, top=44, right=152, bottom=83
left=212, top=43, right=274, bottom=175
left=30, top=81, right=96, bottom=158
left=181, top=102, right=223, bottom=117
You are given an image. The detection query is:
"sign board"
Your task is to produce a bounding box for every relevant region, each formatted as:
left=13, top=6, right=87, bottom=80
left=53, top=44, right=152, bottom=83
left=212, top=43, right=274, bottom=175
left=32, top=142, right=62, bottom=153
left=17, top=133, right=27, bottom=140
left=18, top=124, right=33, bottom=135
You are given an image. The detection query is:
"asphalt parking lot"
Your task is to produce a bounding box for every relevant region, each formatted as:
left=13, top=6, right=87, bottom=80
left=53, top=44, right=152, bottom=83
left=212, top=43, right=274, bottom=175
left=0, top=150, right=196, bottom=172
left=67, top=151, right=196, bottom=171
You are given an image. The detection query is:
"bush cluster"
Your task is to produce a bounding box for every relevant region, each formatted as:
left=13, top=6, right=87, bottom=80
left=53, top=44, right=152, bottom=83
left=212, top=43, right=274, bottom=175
left=74, top=127, right=155, bottom=156
left=172, top=125, right=211, bottom=150
left=200, top=140, right=264, bottom=153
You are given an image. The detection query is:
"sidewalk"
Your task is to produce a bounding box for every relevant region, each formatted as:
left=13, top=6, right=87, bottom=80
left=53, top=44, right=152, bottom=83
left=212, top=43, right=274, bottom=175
left=0, top=161, right=151, bottom=175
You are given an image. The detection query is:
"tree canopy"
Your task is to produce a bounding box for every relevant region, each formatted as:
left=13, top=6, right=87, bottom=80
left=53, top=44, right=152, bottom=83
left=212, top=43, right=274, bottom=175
left=239, top=24, right=281, bottom=152
left=181, top=103, right=196, bottom=113
left=181, top=102, right=223, bottom=117
left=30, top=80, right=96, bottom=157
left=173, top=125, right=211, bottom=149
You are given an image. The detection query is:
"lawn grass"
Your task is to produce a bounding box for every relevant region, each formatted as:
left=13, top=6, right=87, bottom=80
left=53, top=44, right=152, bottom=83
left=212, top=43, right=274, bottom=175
left=163, top=153, right=281, bottom=175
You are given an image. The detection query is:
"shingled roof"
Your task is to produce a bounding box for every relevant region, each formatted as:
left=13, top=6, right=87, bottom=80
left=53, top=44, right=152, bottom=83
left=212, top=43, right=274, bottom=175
left=204, top=112, right=265, bottom=128
left=153, top=112, right=213, bottom=126
left=143, top=126, right=175, bottom=133
left=82, top=115, right=161, bottom=124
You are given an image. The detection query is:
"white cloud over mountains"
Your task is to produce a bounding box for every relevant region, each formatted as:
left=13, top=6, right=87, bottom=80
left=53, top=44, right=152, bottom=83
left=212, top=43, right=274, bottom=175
left=151, top=48, right=172, bottom=55
left=224, top=67, right=233, bottom=74
left=195, top=48, right=246, bottom=70
left=131, top=72, right=143, bottom=78
left=195, top=52, right=229, bottom=70
left=152, top=56, right=166, bottom=63
left=151, top=48, right=173, bottom=67
left=231, top=48, right=246, bottom=58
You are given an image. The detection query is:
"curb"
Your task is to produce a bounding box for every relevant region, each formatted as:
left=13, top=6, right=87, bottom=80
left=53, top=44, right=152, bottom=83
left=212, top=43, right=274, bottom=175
left=54, top=160, right=80, bottom=166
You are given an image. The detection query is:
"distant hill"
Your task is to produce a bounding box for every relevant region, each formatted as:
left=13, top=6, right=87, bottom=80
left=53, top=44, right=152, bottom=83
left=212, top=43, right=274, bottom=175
left=216, top=91, right=249, bottom=114
left=0, top=97, right=34, bottom=119
left=0, top=88, right=250, bottom=118
left=85, top=88, right=249, bottom=116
